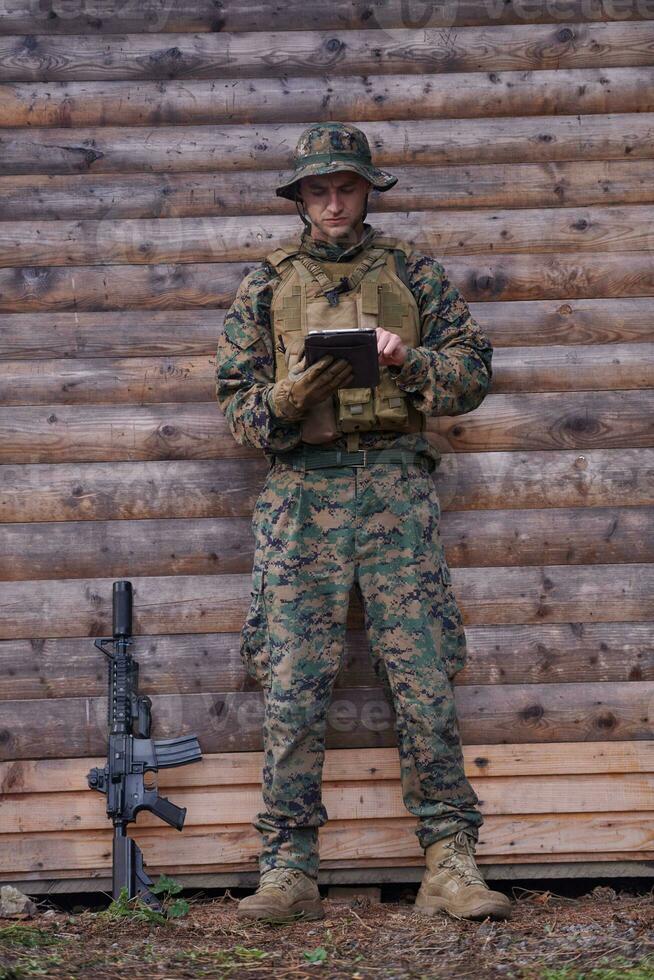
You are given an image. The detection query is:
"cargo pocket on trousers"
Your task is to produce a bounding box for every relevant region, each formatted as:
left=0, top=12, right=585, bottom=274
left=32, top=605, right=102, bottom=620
left=239, top=567, right=272, bottom=689
left=438, top=558, right=468, bottom=681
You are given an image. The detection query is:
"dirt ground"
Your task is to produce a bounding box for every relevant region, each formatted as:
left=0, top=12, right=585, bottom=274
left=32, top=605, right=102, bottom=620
left=1, top=881, right=654, bottom=979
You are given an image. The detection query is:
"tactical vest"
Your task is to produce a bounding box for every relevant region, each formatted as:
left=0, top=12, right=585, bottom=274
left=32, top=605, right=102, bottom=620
left=266, top=236, right=425, bottom=444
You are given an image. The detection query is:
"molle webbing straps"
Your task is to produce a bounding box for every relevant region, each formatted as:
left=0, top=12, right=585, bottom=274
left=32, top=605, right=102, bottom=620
left=293, top=248, right=388, bottom=307
left=292, top=255, right=333, bottom=290
left=345, top=248, right=387, bottom=293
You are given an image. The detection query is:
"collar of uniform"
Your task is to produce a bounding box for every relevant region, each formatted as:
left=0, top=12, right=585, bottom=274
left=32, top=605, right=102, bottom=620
left=298, top=223, right=378, bottom=262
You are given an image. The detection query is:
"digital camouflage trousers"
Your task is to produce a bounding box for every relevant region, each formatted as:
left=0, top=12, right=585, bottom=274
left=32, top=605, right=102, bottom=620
left=240, top=452, right=483, bottom=879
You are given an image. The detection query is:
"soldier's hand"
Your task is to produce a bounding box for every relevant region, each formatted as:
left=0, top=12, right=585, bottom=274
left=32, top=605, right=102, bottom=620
left=376, top=327, right=408, bottom=367
left=270, top=354, right=354, bottom=421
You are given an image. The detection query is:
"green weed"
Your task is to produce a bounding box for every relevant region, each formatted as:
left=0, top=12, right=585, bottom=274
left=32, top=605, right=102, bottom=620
left=541, top=960, right=654, bottom=980
left=101, top=875, right=189, bottom=925
left=175, top=946, right=268, bottom=968
left=0, top=928, right=64, bottom=979
left=0, top=928, right=59, bottom=951
left=303, top=945, right=328, bottom=963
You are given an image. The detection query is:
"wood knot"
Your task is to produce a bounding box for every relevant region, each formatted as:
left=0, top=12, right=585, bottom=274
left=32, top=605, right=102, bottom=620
left=521, top=704, right=544, bottom=723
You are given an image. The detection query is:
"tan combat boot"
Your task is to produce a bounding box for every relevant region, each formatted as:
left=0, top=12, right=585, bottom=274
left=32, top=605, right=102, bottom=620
left=237, top=868, right=324, bottom=923
left=415, top=830, right=512, bottom=921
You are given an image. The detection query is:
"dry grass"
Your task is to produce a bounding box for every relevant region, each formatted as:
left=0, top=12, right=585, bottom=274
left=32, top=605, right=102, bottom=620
left=1, top=884, right=654, bottom=979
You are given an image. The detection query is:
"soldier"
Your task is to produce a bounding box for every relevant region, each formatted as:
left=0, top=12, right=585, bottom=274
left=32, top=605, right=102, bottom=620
left=215, top=122, right=511, bottom=924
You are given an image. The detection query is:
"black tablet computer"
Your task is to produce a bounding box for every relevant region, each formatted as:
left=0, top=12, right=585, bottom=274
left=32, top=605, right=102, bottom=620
left=304, top=329, right=380, bottom=388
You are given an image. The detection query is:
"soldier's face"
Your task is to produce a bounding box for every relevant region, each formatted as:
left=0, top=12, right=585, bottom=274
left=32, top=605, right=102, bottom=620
left=297, top=172, right=370, bottom=244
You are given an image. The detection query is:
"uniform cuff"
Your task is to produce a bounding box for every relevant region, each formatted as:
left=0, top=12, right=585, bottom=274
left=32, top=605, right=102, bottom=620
left=266, top=384, right=304, bottom=425
left=387, top=347, right=431, bottom=392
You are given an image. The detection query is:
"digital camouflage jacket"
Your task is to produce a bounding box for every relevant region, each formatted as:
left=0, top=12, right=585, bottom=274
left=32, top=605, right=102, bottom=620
left=215, top=223, right=493, bottom=460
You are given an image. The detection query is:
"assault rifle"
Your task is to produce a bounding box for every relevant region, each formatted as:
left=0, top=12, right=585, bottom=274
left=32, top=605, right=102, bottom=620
left=87, top=580, right=202, bottom=909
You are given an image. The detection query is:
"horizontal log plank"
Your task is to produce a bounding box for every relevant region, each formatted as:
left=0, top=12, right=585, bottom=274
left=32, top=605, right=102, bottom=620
left=4, top=851, right=654, bottom=882
left=5, top=741, right=654, bottom=795
left=136, top=809, right=654, bottom=862
left=0, top=309, right=224, bottom=358
left=0, top=401, right=238, bottom=463
left=2, top=449, right=651, bottom=525
left=2, top=506, right=652, bottom=581
left=0, top=355, right=218, bottom=405
left=478, top=297, right=654, bottom=347
left=2, top=298, right=653, bottom=359
left=0, top=458, right=270, bottom=522
left=467, top=851, right=654, bottom=866
left=2, top=344, right=652, bottom=406
left=9, top=854, right=654, bottom=884
left=13, top=853, right=654, bottom=875
left=1, top=67, right=651, bottom=128
left=5, top=206, right=654, bottom=268
left=0, top=516, right=256, bottom=579
left=1, top=114, right=652, bottom=176
left=1, top=679, right=652, bottom=759
left=431, top=389, right=654, bottom=454
left=0, top=564, right=652, bottom=641
left=3, top=23, right=654, bottom=83
left=0, top=261, right=249, bottom=312
left=5, top=851, right=654, bottom=880
left=1, top=810, right=653, bottom=878
left=489, top=343, right=654, bottom=393
left=0, top=0, right=650, bottom=34
left=1, top=620, right=651, bottom=700
left=2, top=160, right=653, bottom=222
left=0, top=564, right=654, bottom=639
left=442, top=505, right=654, bottom=566
left=1, top=390, right=651, bottom=463
left=6, top=772, right=654, bottom=834
left=2, top=251, right=654, bottom=313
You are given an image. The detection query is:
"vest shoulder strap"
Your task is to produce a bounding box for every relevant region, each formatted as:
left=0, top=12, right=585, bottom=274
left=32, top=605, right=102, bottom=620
left=371, top=235, right=398, bottom=249
left=392, top=247, right=411, bottom=289
left=371, top=235, right=412, bottom=252
left=371, top=236, right=414, bottom=286
left=373, top=238, right=411, bottom=288
left=265, top=242, right=302, bottom=270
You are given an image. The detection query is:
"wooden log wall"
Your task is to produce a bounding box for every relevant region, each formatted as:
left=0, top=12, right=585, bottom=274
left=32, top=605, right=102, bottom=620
left=0, top=0, right=653, bottom=888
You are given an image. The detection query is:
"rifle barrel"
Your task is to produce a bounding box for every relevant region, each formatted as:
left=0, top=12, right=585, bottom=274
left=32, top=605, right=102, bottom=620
left=113, top=580, right=133, bottom=639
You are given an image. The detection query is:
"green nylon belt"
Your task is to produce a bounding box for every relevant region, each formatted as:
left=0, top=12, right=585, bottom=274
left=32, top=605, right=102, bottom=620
left=272, top=448, right=433, bottom=472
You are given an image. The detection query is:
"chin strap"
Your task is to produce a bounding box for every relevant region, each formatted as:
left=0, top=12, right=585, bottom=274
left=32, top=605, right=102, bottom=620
left=294, top=194, right=313, bottom=232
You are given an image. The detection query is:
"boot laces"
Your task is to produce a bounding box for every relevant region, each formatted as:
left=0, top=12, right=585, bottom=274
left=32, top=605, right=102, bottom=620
left=438, top=831, right=485, bottom=888
left=260, top=868, right=305, bottom=893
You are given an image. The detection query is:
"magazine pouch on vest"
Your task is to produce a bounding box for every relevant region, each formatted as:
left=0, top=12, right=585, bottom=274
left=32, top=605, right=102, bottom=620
left=266, top=236, right=424, bottom=444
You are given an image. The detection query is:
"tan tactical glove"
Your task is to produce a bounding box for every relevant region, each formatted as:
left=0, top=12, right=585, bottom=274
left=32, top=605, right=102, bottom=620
left=269, top=354, right=354, bottom=421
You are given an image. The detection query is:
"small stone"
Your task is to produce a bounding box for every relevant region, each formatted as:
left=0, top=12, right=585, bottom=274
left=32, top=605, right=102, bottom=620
left=591, top=885, right=617, bottom=902
left=327, top=886, right=381, bottom=905
left=0, top=886, right=37, bottom=918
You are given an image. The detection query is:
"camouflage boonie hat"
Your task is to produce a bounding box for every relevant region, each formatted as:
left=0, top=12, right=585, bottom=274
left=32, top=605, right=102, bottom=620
left=276, top=122, right=398, bottom=200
